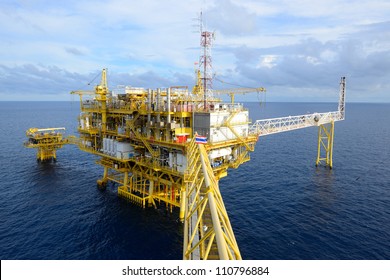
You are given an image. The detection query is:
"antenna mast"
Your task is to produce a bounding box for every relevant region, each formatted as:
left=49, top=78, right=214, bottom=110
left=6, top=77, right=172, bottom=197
left=199, top=12, right=215, bottom=109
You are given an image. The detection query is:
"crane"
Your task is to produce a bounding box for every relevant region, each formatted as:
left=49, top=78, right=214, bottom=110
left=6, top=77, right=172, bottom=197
left=192, top=70, right=266, bottom=104
left=213, top=87, right=266, bottom=104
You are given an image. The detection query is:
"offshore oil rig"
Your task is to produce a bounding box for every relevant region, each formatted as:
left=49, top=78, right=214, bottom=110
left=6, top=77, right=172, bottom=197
left=25, top=28, right=346, bottom=260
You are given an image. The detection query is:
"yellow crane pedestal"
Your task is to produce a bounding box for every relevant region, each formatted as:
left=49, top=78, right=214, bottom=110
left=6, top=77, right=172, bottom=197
left=24, top=127, right=68, bottom=162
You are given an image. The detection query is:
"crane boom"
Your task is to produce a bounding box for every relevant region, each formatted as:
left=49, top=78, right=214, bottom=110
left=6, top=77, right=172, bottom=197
left=70, top=90, right=96, bottom=95
left=213, top=87, right=266, bottom=95
left=213, top=87, right=266, bottom=104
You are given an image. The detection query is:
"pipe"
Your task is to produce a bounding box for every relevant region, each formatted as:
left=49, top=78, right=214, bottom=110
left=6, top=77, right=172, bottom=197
left=156, top=88, right=161, bottom=123
left=167, top=87, right=171, bottom=123
left=124, top=172, right=128, bottom=187
left=147, top=89, right=151, bottom=137
left=179, top=189, right=186, bottom=221
left=148, top=180, right=154, bottom=206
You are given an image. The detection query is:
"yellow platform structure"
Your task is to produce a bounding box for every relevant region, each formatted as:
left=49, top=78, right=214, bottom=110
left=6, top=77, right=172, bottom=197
left=23, top=26, right=346, bottom=259
left=23, top=74, right=346, bottom=260
left=24, top=127, right=68, bottom=162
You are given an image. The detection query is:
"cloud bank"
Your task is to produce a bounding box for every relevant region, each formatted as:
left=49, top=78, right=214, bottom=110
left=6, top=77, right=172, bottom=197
left=0, top=0, right=389, bottom=102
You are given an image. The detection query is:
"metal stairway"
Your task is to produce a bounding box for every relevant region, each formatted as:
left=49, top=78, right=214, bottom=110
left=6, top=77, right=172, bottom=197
left=183, top=137, right=241, bottom=260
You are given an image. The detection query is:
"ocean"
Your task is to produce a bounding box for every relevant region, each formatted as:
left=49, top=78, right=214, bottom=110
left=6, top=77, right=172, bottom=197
left=0, top=101, right=389, bottom=260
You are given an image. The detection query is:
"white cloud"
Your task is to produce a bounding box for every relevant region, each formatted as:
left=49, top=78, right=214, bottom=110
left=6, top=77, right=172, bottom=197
left=257, top=55, right=278, bottom=69
left=225, top=29, right=390, bottom=101
left=320, top=50, right=338, bottom=62
left=0, top=63, right=194, bottom=101
left=205, top=0, right=257, bottom=35
left=0, top=0, right=389, bottom=102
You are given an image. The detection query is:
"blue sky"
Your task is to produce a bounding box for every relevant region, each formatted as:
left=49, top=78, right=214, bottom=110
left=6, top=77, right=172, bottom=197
left=0, top=0, right=389, bottom=102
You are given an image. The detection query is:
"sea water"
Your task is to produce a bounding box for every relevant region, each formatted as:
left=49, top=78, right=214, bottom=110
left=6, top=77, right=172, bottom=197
left=0, top=101, right=389, bottom=259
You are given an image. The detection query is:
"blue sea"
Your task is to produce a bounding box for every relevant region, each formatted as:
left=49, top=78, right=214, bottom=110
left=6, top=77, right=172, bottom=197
left=0, top=101, right=389, bottom=260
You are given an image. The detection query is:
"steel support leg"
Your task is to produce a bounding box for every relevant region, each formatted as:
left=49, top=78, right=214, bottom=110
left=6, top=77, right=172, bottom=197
left=97, top=166, right=108, bottom=190
left=179, top=189, right=186, bottom=221
left=316, top=121, right=334, bottom=168
left=148, top=180, right=154, bottom=206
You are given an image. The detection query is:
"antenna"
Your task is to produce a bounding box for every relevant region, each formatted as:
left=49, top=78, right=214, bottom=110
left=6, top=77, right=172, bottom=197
left=191, top=11, right=202, bottom=34
left=198, top=11, right=215, bottom=109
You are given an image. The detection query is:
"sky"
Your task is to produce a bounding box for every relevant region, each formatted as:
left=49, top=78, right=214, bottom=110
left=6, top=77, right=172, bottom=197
left=0, top=0, right=389, bottom=102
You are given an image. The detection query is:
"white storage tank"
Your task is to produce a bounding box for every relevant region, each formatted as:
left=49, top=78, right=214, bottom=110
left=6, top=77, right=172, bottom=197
left=112, top=140, right=117, bottom=156
left=169, top=152, right=174, bottom=168
left=107, top=138, right=114, bottom=155
left=103, top=138, right=107, bottom=153
left=209, top=148, right=232, bottom=159
left=176, top=153, right=187, bottom=173
left=116, top=142, right=134, bottom=159
left=85, top=117, right=90, bottom=129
